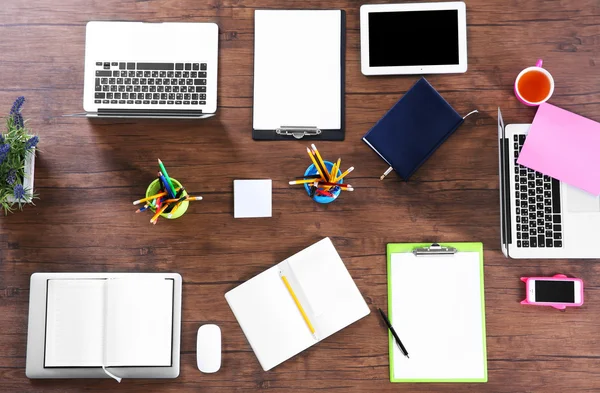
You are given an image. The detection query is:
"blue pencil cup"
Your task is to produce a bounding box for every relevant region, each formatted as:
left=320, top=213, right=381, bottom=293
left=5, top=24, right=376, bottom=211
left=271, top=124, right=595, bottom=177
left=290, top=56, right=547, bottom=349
left=304, top=161, right=343, bottom=204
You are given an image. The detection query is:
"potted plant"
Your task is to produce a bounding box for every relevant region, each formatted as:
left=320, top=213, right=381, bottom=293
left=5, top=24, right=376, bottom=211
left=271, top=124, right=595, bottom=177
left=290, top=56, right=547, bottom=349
left=1, top=96, right=39, bottom=214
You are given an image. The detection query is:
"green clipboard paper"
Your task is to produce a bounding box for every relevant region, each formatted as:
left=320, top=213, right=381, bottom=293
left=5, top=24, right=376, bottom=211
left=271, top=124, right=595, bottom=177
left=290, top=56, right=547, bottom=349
left=386, top=243, right=487, bottom=383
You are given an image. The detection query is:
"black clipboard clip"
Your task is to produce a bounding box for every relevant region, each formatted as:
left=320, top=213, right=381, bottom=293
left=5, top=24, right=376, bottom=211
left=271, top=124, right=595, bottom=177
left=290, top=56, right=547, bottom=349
left=412, top=243, right=457, bottom=256
left=276, top=126, right=322, bottom=140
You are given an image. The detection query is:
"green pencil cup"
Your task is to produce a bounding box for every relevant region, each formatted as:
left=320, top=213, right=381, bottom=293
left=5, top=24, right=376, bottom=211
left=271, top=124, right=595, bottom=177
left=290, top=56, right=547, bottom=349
left=146, top=178, right=189, bottom=219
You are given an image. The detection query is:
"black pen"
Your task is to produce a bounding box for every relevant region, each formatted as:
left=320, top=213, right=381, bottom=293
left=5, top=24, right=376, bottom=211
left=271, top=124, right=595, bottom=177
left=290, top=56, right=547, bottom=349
left=378, top=308, right=409, bottom=359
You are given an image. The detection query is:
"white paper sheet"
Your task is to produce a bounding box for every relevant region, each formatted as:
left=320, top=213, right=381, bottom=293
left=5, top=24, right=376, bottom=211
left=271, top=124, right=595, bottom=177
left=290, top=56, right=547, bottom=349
left=253, top=10, right=342, bottom=130
left=104, top=278, right=173, bottom=367
left=233, top=179, right=272, bottom=218
left=390, top=252, right=486, bottom=380
left=45, top=279, right=106, bottom=367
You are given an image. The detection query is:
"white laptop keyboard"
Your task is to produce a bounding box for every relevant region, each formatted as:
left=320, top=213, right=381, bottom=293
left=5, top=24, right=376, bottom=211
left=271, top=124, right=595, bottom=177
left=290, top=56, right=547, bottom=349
left=94, top=61, right=207, bottom=106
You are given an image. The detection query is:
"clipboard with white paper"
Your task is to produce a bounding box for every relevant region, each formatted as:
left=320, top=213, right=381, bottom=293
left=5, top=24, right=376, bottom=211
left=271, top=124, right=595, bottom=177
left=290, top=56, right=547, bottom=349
left=386, top=243, right=488, bottom=383
left=252, top=10, right=346, bottom=141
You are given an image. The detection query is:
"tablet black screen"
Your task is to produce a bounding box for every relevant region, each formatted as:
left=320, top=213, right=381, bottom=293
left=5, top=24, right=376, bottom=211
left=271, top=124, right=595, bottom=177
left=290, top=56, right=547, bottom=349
left=368, top=10, right=460, bottom=67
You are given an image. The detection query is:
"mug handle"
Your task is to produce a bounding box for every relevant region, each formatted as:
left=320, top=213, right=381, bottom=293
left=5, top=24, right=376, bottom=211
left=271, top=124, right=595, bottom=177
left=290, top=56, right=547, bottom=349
left=536, top=59, right=543, bottom=68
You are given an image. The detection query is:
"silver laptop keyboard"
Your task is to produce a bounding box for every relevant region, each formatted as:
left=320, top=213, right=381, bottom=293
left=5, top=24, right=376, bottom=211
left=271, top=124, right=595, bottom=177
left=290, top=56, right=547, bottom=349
left=94, top=62, right=207, bottom=106
left=514, top=134, right=563, bottom=248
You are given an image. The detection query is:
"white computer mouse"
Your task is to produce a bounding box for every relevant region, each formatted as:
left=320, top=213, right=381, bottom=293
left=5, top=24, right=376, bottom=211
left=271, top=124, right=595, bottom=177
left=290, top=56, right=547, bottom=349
left=197, top=324, right=221, bottom=373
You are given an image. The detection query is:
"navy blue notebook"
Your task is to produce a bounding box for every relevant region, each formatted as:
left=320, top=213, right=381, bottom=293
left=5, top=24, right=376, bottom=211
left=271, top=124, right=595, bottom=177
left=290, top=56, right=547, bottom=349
left=363, top=78, right=465, bottom=180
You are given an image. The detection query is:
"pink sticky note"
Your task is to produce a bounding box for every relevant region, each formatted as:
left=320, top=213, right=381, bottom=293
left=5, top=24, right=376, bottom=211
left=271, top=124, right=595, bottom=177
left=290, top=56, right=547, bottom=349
left=517, top=103, right=600, bottom=195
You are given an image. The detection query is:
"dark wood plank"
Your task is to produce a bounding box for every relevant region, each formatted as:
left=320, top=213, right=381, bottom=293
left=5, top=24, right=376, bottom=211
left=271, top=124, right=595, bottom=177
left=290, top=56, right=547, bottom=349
left=1, top=0, right=600, bottom=391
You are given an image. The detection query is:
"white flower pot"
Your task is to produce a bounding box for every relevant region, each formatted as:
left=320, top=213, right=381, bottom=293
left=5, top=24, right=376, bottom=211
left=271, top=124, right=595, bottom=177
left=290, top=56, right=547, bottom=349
left=5, top=150, right=35, bottom=203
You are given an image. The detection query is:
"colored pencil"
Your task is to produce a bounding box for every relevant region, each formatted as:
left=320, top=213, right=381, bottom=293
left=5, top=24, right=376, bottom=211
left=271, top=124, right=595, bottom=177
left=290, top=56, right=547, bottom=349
left=157, top=159, right=176, bottom=196
left=331, top=158, right=341, bottom=182
left=281, top=272, right=316, bottom=337
left=167, top=202, right=182, bottom=219
left=289, top=178, right=320, bottom=185
left=135, top=204, right=150, bottom=213
left=308, top=146, right=329, bottom=180
left=133, top=190, right=169, bottom=205
left=294, top=174, right=322, bottom=180
left=310, top=181, right=352, bottom=188
left=158, top=172, right=176, bottom=199
left=332, top=166, right=354, bottom=183
left=150, top=203, right=170, bottom=224
left=316, top=189, right=334, bottom=197
left=311, top=144, right=330, bottom=180
left=306, top=147, right=326, bottom=180
left=186, top=196, right=203, bottom=201
left=163, top=196, right=187, bottom=204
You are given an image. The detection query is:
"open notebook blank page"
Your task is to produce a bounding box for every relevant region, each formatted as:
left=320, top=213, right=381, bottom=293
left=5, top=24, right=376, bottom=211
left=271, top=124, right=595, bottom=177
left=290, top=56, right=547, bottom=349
left=45, top=280, right=106, bottom=367
left=253, top=10, right=342, bottom=130
left=225, top=265, right=316, bottom=371
left=287, top=239, right=369, bottom=339
left=390, top=252, right=485, bottom=380
left=104, top=278, right=174, bottom=367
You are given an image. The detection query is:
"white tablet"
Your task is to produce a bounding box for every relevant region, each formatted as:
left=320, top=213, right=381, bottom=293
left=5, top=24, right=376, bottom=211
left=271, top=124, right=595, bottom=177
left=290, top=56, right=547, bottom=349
left=360, top=2, right=467, bottom=76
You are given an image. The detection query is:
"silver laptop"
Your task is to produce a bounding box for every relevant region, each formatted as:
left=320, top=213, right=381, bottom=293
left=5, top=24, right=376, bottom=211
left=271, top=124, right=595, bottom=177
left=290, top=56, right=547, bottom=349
left=81, top=21, right=218, bottom=119
left=498, top=108, right=600, bottom=258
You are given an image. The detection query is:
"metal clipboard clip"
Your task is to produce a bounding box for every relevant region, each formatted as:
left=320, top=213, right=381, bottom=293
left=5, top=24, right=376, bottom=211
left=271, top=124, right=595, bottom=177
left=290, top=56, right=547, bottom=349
left=276, top=126, right=322, bottom=139
left=412, top=243, right=458, bottom=256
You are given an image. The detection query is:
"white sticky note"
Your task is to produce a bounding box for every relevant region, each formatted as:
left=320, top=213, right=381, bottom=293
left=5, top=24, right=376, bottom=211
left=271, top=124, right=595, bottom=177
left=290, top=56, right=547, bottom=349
left=234, top=179, right=272, bottom=218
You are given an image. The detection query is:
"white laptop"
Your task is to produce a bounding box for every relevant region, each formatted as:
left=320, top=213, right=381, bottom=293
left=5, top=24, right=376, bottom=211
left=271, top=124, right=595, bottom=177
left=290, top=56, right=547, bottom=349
left=80, top=21, right=218, bottom=119
left=498, top=108, right=600, bottom=258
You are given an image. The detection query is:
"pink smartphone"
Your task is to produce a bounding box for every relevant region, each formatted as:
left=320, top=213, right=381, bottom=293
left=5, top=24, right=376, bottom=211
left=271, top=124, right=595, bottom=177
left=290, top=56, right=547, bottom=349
left=521, top=274, right=584, bottom=310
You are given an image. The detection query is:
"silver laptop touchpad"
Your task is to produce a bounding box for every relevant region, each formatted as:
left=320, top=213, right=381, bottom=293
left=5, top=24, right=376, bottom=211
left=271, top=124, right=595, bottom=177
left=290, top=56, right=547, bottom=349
left=566, top=185, right=600, bottom=213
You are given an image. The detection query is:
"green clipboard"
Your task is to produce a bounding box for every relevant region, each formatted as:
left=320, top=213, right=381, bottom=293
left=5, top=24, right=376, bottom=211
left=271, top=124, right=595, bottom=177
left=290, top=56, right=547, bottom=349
left=386, top=242, right=487, bottom=383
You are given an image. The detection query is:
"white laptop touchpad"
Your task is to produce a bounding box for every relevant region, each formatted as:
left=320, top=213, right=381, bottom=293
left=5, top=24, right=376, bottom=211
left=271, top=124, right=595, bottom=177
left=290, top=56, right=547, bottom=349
left=565, top=185, right=600, bottom=213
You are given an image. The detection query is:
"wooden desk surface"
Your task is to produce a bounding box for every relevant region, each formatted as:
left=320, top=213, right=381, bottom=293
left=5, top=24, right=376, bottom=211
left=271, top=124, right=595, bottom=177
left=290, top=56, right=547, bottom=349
left=1, top=0, right=600, bottom=391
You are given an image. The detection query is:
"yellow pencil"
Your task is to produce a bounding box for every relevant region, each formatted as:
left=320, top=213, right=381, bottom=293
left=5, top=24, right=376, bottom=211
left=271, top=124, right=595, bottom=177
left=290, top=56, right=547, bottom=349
left=333, top=166, right=354, bottom=183
left=311, top=144, right=330, bottom=180
left=280, top=272, right=316, bottom=337
left=186, top=196, right=203, bottom=201
left=289, top=179, right=317, bottom=185
left=133, top=191, right=168, bottom=205
left=167, top=202, right=182, bottom=219
left=331, top=158, right=341, bottom=182
left=133, top=187, right=181, bottom=205
left=306, top=147, right=326, bottom=180
left=150, top=203, right=170, bottom=224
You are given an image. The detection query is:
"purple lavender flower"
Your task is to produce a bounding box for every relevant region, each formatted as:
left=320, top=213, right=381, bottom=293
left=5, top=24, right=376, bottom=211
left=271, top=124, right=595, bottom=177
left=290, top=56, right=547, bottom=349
left=9, top=97, right=25, bottom=129
left=25, top=135, right=39, bottom=150
left=13, top=184, right=25, bottom=200
left=9, top=96, right=25, bottom=116
left=0, top=144, right=10, bottom=164
left=13, top=113, right=24, bottom=129
left=6, top=169, right=16, bottom=185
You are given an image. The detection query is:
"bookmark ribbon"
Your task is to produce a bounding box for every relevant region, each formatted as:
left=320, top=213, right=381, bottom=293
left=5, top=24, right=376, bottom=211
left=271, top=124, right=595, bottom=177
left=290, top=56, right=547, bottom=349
left=102, top=365, right=122, bottom=383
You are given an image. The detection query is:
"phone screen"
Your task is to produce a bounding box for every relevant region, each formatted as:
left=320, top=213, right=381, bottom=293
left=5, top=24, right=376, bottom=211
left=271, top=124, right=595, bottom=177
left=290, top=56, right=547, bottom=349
left=535, top=280, right=575, bottom=303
